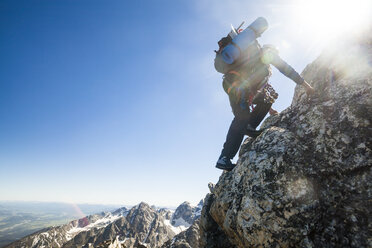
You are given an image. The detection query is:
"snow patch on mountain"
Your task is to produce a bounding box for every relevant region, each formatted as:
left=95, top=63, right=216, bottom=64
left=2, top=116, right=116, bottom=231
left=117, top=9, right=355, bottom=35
left=65, top=213, right=123, bottom=241
left=163, top=219, right=188, bottom=235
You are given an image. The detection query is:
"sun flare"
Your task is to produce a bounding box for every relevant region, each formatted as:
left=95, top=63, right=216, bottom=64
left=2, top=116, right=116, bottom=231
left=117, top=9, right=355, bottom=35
left=291, top=0, right=371, bottom=40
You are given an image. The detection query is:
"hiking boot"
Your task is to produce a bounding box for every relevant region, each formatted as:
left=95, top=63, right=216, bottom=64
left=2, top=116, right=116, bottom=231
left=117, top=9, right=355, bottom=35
left=246, top=124, right=263, bottom=137
left=216, top=156, right=236, bottom=171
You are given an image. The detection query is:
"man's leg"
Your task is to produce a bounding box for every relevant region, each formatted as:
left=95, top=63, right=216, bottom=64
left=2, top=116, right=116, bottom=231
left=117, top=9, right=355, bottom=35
left=220, top=116, right=249, bottom=160
left=249, top=95, right=272, bottom=129
left=216, top=116, right=249, bottom=171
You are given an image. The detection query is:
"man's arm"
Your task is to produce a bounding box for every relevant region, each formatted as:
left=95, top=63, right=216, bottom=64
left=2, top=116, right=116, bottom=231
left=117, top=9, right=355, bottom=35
left=261, top=45, right=314, bottom=95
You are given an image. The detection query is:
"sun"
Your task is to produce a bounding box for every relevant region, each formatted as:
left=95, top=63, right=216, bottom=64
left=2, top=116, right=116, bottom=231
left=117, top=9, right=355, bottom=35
left=290, top=0, right=371, bottom=41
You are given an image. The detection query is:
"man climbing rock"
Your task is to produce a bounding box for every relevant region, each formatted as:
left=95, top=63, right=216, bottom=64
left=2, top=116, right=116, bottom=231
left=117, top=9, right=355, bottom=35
left=215, top=18, right=315, bottom=171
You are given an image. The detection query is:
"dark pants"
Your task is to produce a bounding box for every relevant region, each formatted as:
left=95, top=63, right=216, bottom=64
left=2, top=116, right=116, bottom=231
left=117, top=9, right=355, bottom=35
left=220, top=93, right=272, bottom=159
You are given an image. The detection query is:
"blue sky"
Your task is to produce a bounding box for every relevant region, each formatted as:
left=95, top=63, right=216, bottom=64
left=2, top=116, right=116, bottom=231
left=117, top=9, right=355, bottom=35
left=1, top=0, right=368, bottom=206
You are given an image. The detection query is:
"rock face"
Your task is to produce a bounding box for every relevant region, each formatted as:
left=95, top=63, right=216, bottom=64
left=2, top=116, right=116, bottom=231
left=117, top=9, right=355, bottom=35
left=199, top=194, right=236, bottom=248
left=200, top=35, right=372, bottom=248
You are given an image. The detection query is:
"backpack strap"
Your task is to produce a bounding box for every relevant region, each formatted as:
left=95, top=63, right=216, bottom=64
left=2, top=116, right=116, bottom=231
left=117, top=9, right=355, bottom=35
left=227, top=70, right=241, bottom=77
left=225, top=70, right=241, bottom=94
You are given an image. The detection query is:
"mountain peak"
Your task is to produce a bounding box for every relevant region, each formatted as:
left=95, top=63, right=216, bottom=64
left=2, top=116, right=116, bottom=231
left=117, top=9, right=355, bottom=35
left=5, top=200, right=203, bottom=248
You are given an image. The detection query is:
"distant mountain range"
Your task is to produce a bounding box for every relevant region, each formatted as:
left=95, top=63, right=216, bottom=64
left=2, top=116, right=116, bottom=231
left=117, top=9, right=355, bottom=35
left=0, top=201, right=123, bottom=248
left=2, top=200, right=203, bottom=248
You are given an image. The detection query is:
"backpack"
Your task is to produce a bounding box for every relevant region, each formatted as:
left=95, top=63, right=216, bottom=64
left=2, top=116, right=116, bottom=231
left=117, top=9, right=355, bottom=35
left=214, top=36, right=236, bottom=74
left=214, top=18, right=268, bottom=74
left=214, top=36, right=262, bottom=75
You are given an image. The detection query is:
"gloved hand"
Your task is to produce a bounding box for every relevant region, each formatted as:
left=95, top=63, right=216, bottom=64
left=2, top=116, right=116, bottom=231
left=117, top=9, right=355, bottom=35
left=269, top=108, right=278, bottom=116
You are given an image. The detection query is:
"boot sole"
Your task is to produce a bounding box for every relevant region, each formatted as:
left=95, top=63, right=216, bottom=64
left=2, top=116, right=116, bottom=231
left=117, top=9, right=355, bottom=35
left=215, top=163, right=236, bottom=171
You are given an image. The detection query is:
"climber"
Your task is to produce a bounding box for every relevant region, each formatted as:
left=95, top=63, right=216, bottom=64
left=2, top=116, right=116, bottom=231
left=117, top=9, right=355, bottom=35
left=215, top=19, right=315, bottom=171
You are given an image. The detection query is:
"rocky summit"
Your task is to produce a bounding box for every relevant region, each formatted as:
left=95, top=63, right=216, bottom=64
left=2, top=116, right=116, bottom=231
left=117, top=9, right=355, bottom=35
left=200, top=34, right=371, bottom=248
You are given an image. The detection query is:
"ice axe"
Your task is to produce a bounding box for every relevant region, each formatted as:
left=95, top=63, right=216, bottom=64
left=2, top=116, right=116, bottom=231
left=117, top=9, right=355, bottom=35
left=228, top=21, right=245, bottom=38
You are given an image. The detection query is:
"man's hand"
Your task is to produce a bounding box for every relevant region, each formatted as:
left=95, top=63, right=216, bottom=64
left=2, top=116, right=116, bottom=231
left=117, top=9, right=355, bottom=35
left=303, top=81, right=315, bottom=95
left=269, top=108, right=278, bottom=116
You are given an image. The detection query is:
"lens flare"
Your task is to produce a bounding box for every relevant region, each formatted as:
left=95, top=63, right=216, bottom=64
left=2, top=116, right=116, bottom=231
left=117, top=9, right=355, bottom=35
left=291, top=0, right=371, bottom=41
